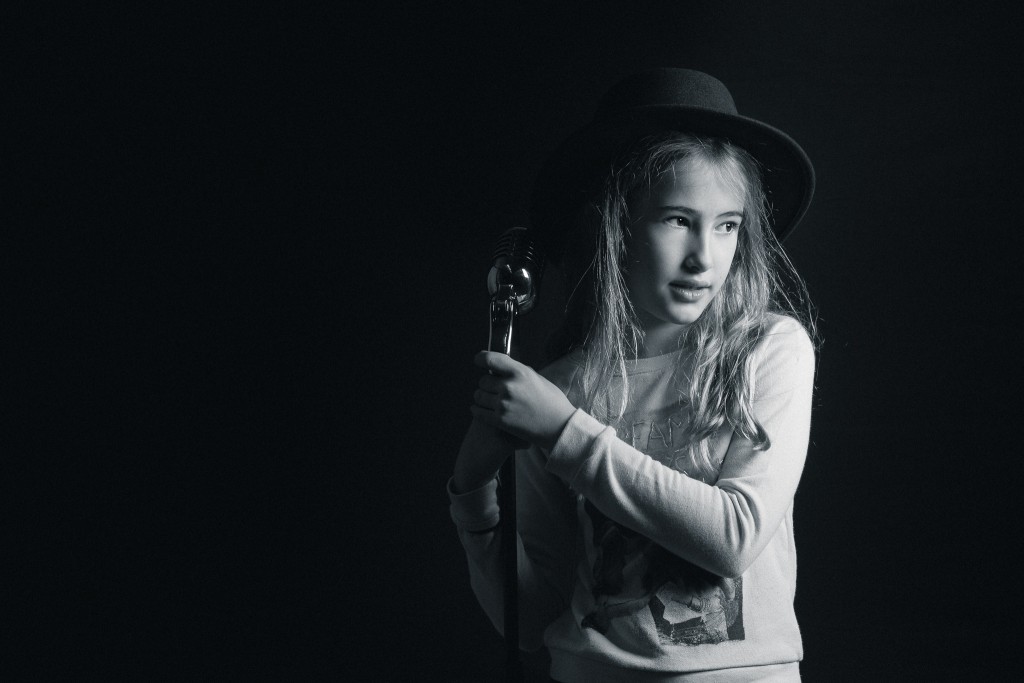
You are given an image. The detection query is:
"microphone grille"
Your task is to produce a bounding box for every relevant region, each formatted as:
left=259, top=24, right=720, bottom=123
left=488, top=227, right=544, bottom=313
left=492, top=227, right=543, bottom=271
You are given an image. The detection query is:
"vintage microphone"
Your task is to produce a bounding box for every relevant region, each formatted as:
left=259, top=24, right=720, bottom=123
left=487, top=227, right=543, bottom=682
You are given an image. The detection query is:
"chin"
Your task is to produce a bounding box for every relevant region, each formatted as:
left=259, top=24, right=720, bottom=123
left=665, top=304, right=710, bottom=325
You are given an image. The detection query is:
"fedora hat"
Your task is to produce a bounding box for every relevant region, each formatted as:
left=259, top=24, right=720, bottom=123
left=530, top=68, right=815, bottom=257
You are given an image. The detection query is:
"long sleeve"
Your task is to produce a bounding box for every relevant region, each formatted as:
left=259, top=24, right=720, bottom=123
left=448, top=442, right=578, bottom=651
left=544, top=318, right=814, bottom=579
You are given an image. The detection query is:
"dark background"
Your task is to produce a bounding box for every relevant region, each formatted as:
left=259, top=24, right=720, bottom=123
left=11, top=1, right=1022, bottom=680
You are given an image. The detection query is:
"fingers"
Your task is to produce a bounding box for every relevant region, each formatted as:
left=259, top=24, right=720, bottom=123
left=474, top=350, right=519, bottom=375
left=477, top=374, right=503, bottom=392
left=473, top=388, right=501, bottom=411
left=469, top=404, right=499, bottom=427
left=472, top=353, right=510, bottom=417
left=470, top=352, right=524, bottom=434
left=469, top=404, right=525, bottom=447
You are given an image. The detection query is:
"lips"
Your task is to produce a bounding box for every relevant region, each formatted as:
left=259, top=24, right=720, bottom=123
left=669, top=280, right=711, bottom=290
left=669, top=281, right=710, bottom=301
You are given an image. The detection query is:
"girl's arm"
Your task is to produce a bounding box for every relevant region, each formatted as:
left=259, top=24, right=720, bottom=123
left=546, top=318, right=815, bottom=578
left=449, top=419, right=577, bottom=651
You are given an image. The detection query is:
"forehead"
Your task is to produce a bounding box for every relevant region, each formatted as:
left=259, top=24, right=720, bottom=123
left=638, top=157, right=747, bottom=208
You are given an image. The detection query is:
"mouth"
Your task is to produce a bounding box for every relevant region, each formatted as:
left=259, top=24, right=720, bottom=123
left=669, top=281, right=710, bottom=301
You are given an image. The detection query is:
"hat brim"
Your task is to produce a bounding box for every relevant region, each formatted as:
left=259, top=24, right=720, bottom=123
left=530, top=105, right=815, bottom=257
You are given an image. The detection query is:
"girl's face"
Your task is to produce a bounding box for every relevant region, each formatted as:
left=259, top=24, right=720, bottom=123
left=625, top=157, right=743, bottom=355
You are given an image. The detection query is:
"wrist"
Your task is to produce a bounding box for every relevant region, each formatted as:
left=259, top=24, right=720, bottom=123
left=451, top=469, right=495, bottom=495
left=537, top=405, right=576, bottom=453
left=453, top=418, right=513, bottom=494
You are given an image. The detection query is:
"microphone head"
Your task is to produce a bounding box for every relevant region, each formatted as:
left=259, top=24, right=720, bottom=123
left=487, top=227, right=543, bottom=314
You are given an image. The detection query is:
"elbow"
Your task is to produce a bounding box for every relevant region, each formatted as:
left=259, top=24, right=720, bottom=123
left=705, top=493, right=764, bottom=579
left=710, top=549, right=758, bottom=580
left=693, top=543, right=758, bottom=579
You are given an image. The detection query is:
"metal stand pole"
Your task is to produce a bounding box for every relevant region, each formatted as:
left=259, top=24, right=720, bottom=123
left=489, top=286, right=522, bottom=682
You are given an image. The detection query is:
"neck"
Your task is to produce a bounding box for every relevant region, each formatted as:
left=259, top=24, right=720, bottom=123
left=635, top=317, right=689, bottom=358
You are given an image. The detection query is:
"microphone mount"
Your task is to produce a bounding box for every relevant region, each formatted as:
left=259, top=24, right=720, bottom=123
left=489, top=284, right=518, bottom=355
left=487, top=227, right=542, bottom=355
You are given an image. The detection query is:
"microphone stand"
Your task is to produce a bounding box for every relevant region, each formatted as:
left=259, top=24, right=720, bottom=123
left=489, top=282, right=522, bottom=683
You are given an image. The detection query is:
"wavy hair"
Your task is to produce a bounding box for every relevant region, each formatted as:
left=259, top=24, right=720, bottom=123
left=548, top=132, right=816, bottom=476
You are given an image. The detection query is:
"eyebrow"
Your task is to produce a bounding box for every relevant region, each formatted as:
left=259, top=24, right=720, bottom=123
left=658, top=205, right=745, bottom=219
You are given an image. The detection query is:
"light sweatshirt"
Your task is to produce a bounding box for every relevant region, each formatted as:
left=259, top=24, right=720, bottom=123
left=449, top=315, right=815, bottom=682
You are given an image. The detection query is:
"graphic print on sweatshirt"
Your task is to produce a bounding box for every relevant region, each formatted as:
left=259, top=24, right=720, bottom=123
left=580, top=402, right=745, bottom=646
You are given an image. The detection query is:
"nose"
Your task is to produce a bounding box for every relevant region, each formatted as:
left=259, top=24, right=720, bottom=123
left=682, top=227, right=711, bottom=273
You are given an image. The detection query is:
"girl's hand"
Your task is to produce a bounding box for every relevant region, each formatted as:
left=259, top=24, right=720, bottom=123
left=471, top=351, right=576, bottom=452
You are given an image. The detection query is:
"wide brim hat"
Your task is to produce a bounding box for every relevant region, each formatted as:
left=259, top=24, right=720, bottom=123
left=530, top=68, right=815, bottom=260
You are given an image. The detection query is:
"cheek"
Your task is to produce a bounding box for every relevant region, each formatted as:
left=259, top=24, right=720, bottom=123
left=713, top=241, right=739, bottom=287
left=717, top=240, right=739, bottom=270
left=625, top=233, right=659, bottom=278
left=625, top=255, right=654, bottom=297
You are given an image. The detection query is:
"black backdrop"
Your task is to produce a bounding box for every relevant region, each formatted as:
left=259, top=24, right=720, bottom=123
left=12, top=1, right=1022, bottom=680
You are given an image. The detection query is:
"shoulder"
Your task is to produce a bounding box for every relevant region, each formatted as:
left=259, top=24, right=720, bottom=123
left=538, top=349, right=585, bottom=395
left=751, top=314, right=816, bottom=397
left=760, top=314, right=814, bottom=357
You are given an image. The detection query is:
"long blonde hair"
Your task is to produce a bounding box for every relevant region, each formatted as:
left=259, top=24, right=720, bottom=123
left=548, top=132, right=816, bottom=476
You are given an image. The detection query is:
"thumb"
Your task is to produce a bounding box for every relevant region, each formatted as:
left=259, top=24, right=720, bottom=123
left=474, top=350, right=520, bottom=375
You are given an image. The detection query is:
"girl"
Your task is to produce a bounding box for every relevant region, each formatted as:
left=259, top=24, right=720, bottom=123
left=449, top=68, right=817, bottom=682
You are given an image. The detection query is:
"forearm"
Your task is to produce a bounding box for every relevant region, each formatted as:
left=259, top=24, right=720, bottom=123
left=452, top=417, right=516, bottom=494
left=457, top=523, right=571, bottom=651
left=546, top=323, right=815, bottom=578
left=548, top=409, right=806, bottom=577
left=449, top=446, right=576, bottom=650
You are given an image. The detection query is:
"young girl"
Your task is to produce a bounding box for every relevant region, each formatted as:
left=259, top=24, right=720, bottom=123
left=449, top=68, right=817, bottom=682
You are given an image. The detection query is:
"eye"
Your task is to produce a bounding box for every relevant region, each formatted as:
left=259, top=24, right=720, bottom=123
left=716, top=221, right=740, bottom=234
left=667, top=216, right=690, bottom=228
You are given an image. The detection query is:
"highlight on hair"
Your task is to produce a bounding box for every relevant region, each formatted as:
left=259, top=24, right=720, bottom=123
left=550, top=132, right=816, bottom=477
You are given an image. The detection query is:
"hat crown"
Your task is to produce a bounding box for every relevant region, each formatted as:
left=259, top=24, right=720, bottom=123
left=595, top=68, right=738, bottom=121
left=531, top=67, right=814, bottom=246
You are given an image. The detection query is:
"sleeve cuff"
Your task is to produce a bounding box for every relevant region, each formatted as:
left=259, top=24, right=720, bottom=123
left=545, top=407, right=613, bottom=486
left=447, top=476, right=501, bottom=532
